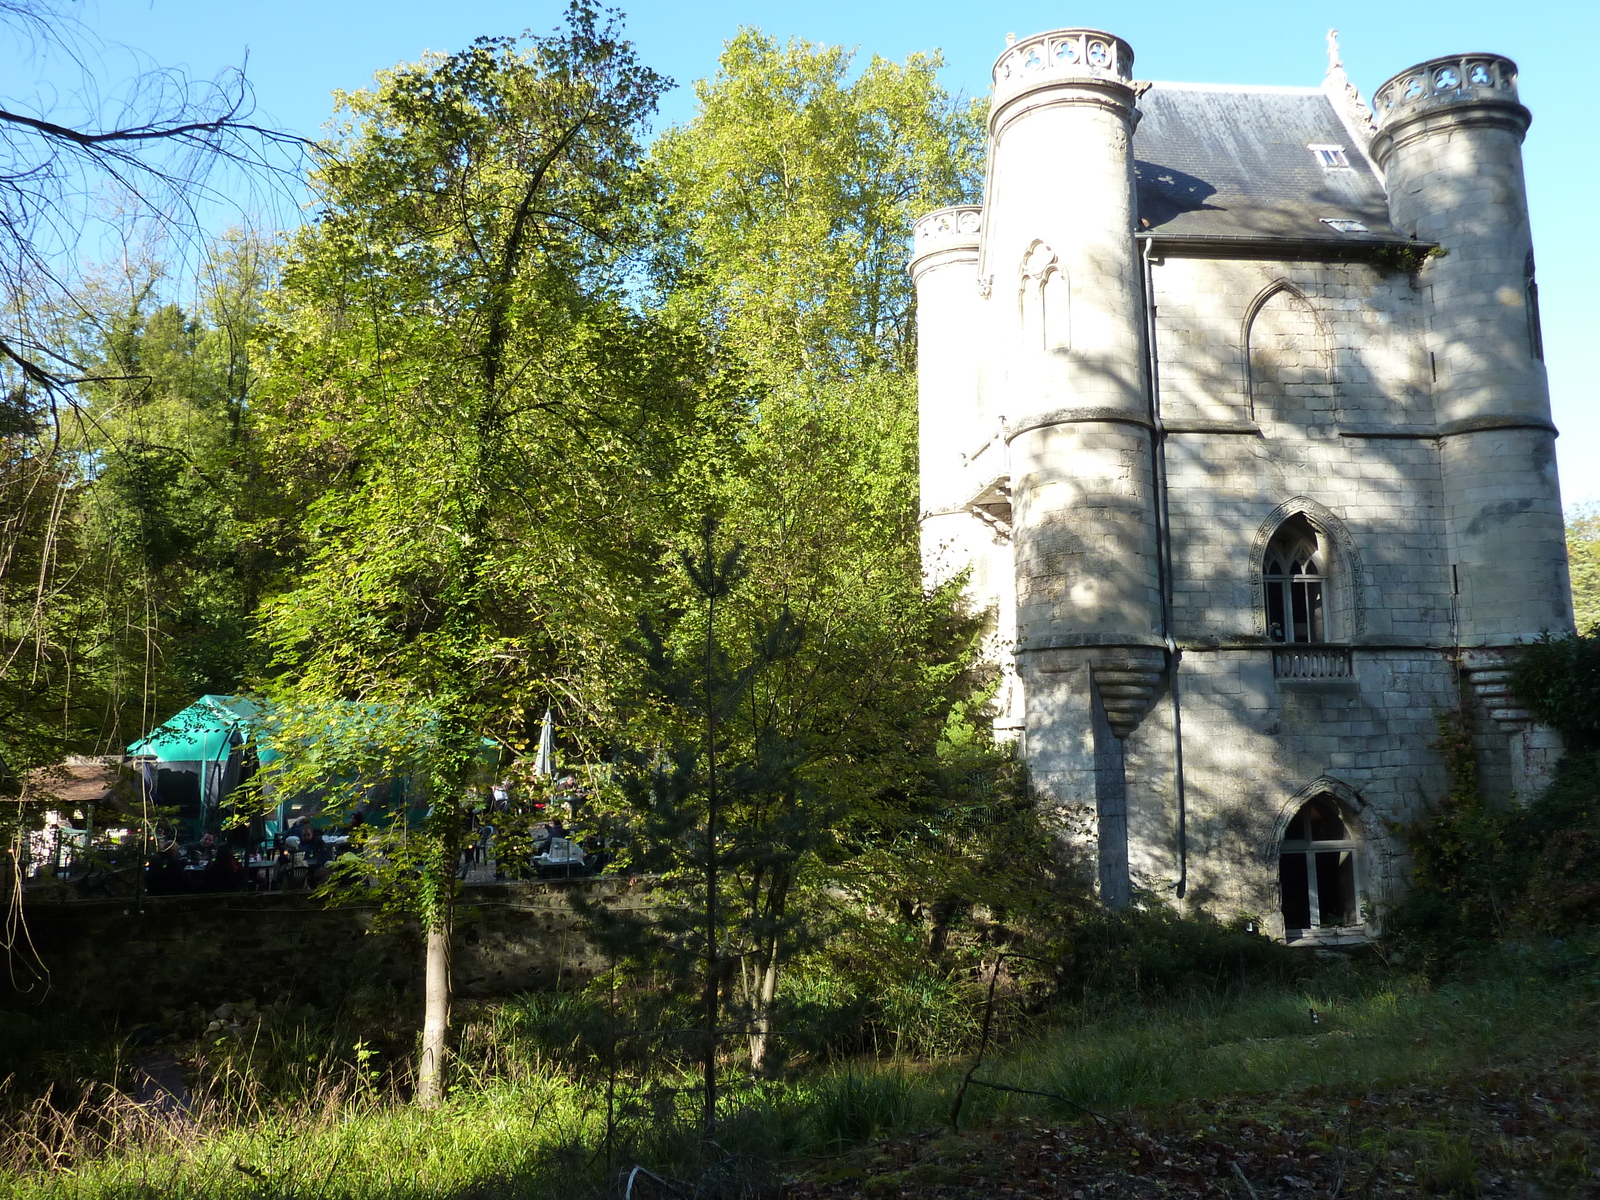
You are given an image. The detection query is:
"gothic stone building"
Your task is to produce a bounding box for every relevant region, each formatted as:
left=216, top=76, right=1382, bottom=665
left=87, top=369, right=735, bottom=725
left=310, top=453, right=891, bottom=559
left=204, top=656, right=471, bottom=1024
left=912, top=29, right=1573, bottom=941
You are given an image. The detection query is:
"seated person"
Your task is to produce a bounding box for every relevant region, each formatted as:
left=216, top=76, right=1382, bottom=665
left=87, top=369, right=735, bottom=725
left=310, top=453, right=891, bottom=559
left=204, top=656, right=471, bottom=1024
left=303, top=826, right=331, bottom=867
left=145, top=831, right=184, bottom=893
left=203, top=848, right=244, bottom=891
left=278, top=838, right=316, bottom=888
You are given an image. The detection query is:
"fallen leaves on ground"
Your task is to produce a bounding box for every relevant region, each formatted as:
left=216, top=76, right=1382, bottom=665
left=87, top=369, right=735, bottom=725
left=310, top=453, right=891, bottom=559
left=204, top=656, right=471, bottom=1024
left=783, top=1050, right=1600, bottom=1198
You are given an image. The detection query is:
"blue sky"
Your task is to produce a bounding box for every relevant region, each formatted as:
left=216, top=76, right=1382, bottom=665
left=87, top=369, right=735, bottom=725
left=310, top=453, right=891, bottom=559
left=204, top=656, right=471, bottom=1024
left=7, top=0, right=1594, bottom=505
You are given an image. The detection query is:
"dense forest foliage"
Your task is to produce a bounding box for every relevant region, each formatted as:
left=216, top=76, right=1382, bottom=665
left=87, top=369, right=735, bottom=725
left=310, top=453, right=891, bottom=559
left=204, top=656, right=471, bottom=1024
left=1569, top=502, right=1600, bottom=633
left=0, top=4, right=1039, bottom=1109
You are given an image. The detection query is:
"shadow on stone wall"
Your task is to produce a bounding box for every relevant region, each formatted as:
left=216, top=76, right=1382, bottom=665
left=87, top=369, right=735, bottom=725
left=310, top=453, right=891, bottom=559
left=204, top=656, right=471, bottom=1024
left=4, top=877, right=658, bottom=1024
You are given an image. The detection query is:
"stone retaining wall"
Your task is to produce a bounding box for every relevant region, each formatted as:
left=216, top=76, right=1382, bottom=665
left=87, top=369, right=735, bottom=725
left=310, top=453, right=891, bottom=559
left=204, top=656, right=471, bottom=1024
left=4, top=878, right=658, bottom=1023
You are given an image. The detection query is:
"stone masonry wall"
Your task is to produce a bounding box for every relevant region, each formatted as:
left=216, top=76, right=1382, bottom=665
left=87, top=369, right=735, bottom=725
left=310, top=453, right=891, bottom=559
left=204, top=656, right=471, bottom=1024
left=1116, top=253, right=1464, bottom=933
left=5, top=878, right=657, bottom=1023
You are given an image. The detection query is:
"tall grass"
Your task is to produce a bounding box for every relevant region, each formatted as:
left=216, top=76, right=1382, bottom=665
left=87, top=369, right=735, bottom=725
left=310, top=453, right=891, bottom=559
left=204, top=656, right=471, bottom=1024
left=2, top=939, right=1595, bottom=1198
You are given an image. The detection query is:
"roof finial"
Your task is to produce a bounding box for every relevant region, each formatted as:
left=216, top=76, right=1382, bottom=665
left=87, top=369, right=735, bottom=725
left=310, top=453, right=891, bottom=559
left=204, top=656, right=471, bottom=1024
left=1322, top=28, right=1378, bottom=140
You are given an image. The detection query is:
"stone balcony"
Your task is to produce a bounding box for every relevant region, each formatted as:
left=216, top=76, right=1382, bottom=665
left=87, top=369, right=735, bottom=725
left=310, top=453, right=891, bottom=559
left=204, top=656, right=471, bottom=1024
left=908, top=204, right=983, bottom=279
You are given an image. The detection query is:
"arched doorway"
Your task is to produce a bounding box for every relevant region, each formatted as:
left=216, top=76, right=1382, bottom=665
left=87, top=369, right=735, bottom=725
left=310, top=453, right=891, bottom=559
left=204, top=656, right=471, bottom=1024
left=1278, top=793, right=1364, bottom=941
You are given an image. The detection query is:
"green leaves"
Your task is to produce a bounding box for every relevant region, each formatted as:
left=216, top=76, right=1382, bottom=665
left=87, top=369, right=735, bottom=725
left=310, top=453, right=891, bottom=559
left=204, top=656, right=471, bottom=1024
left=1, top=230, right=282, bottom=782
left=256, top=3, right=730, bottom=748
left=244, top=8, right=749, bottom=967
left=651, top=30, right=983, bottom=385
left=1511, top=630, right=1600, bottom=752
left=1563, top=503, right=1599, bottom=638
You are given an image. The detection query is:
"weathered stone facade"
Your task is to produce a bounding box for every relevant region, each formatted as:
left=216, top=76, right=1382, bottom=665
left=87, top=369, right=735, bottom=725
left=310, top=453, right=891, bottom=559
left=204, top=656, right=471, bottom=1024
left=913, top=30, right=1573, bottom=941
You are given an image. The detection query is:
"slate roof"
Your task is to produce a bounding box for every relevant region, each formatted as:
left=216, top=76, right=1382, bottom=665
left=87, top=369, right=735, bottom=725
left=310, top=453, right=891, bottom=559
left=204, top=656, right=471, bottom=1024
left=1133, top=83, right=1404, bottom=244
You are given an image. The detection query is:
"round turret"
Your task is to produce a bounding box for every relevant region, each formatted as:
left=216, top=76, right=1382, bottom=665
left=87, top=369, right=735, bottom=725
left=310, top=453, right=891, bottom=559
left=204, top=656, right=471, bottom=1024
left=910, top=203, right=987, bottom=579
left=1372, top=52, right=1570, bottom=646
left=909, top=204, right=983, bottom=276
left=1371, top=54, right=1525, bottom=150
left=979, top=27, right=1157, bottom=650
left=979, top=28, right=1160, bottom=910
left=990, top=29, right=1135, bottom=119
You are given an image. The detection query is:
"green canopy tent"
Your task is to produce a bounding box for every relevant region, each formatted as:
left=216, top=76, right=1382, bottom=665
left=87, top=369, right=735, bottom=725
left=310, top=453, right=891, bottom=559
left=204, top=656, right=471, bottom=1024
left=128, top=695, right=277, bottom=840
left=130, top=696, right=506, bottom=846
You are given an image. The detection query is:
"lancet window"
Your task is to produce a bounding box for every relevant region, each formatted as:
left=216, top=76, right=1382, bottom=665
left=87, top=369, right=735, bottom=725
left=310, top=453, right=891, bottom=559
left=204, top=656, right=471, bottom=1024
left=1264, top=515, right=1327, bottom=644
left=1019, top=241, right=1068, bottom=354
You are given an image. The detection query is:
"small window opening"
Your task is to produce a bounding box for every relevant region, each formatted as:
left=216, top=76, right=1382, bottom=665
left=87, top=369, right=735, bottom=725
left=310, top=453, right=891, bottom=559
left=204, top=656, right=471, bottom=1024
left=1526, top=251, right=1544, bottom=361
left=1319, top=218, right=1369, bottom=234
left=1264, top=515, right=1326, bottom=644
left=1308, top=144, right=1350, bottom=169
left=1279, top=794, right=1363, bottom=939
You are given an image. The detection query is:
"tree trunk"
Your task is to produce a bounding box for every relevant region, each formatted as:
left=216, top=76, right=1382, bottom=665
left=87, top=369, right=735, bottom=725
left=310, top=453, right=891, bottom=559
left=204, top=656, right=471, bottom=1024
left=747, top=939, right=782, bottom=1073
left=418, top=916, right=452, bottom=1107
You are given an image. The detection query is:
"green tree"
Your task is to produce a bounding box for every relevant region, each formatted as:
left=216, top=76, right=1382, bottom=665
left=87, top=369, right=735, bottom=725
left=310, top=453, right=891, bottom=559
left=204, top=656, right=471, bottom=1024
left=1, top=234, right=278, bottom=777
left=0, top=0, right=298, bottom=800
left=650, top=30, right=984, bottom=382
left=252, top=4, right=735, bottom=1105
left=594, top=518, right=808, bottom=1139
left=638, top=32, right=1001, bottom=1071
left=1568, top=502, right=1600, bottom=634
left=74, top=234, right=283, bottom=710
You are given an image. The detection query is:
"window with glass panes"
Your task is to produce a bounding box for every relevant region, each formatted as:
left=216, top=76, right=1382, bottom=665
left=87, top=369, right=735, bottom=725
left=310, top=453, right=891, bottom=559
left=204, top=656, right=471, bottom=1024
left=1264, top=515, right=1326, bottom=643
left=1279, top=794, right=1362, bottom=938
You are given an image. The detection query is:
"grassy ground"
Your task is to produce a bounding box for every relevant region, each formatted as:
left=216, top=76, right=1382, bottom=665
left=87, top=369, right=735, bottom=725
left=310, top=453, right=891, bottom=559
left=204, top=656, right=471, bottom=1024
left=1, top=940, right=1597, bottom=1198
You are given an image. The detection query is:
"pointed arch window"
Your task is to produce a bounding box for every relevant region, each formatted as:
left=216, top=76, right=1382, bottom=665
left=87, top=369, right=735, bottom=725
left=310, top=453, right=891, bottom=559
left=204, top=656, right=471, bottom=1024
left=1019, top=241, right=1068, bottom=354
left=1264, top=514, right=1327, bottom=644
left=1279, top=793, right=1364, bottom=940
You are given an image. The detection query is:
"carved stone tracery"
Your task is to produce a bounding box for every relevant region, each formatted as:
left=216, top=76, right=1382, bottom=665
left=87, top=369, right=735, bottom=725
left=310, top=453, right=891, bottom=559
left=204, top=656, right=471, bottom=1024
left=1250, top=497, right=1366, bottom=638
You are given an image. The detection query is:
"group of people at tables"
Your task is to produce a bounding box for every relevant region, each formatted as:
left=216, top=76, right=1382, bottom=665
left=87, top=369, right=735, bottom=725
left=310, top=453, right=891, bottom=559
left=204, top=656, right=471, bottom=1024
left=460, top=776, right=602, bottom=878
left=142, top=814, right=356, bottom=893
left=141, top=780, right=601, bottom=893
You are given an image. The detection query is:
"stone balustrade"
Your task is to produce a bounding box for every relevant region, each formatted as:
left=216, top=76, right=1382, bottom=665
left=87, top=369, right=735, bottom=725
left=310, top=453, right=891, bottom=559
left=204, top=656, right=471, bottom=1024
left=990, top=29, right=1134, bottom=107
left=1373, top=53, right=1520, bottom=130
left=912, top=204, right=983, bottom=250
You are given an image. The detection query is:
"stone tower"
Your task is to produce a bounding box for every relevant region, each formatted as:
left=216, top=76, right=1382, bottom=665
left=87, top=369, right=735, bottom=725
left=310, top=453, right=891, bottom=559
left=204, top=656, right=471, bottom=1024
left=913, top=25, right=1574, bottom=937
left=1371, top=55, right=1573, bottom=793
left=982, top=31, right=1164, bottom=908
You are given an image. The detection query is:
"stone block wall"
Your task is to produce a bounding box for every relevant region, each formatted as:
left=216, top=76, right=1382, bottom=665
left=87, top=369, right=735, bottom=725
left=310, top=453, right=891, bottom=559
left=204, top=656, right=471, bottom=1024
left=1120, top=252, right=1466, bottom=927
left=5, top=878, right=657, bottom=1023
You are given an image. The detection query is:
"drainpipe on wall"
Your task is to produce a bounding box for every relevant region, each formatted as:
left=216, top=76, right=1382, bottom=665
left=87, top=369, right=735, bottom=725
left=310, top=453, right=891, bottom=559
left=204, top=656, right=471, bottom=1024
left=1141, top=234, right=1188, bottom=901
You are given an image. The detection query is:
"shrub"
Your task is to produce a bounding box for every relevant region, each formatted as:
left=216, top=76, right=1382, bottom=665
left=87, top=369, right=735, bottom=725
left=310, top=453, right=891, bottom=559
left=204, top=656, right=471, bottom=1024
left=1510, top=630, right=1600, bottom=751
left=807, top=1068, right=911, bottom=1147
left=1396, top=632, right=1600, bottom=946
left=1052, top=904, right=1314, bottom=1001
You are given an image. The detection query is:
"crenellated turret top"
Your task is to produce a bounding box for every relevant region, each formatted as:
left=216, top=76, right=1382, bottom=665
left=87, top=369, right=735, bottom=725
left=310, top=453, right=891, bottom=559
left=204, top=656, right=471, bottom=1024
left=912, top=205, right=983, bottom=250
left=991, top=29, right=1134, bottom=108
left=908, top=205, right=983, bottom=279
left=1373, top=54, right=1521, bottom=132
